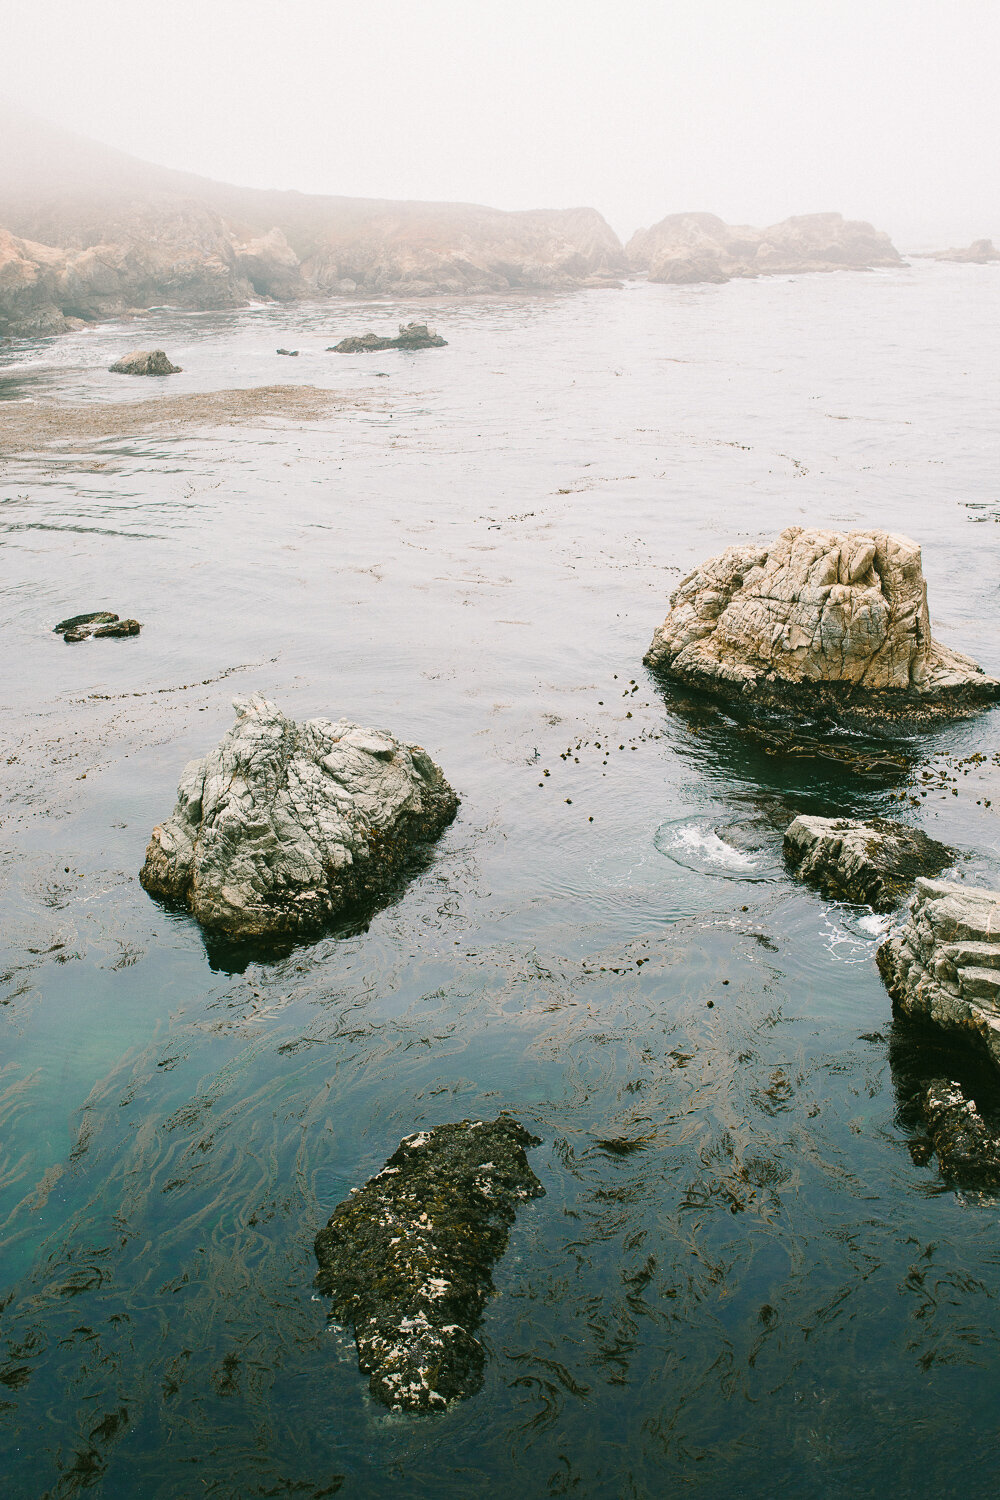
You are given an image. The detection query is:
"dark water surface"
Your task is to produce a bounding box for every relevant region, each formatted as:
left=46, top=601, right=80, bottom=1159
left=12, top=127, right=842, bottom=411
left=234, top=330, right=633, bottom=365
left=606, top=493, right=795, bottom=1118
left=1, top=268, right=1000, bottom=1498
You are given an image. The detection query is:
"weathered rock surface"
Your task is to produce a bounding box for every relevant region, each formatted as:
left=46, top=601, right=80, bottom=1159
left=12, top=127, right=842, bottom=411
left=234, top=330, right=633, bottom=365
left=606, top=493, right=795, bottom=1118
left=140, top=695, right=458, bottom=940
left=329, top=322, right=447, bottom=353
left=916, top=1078, right=1000, bottom=1190
left=628, top=211, right=902, bottom=285
left=877, top=879, right=1000, bottom=1069
left=916, top=239, right=1000, bottom=264
left=644, top=526, right=999, bottom=723
left=783, top=814, right=952, bottom=910
left=314, top=1117, right=544, bottom=1410
left=54, top=610, right=141, bottom=642
left=109, top=349, right=181, bottom=375
left=0, top=104, right=626, bottom=337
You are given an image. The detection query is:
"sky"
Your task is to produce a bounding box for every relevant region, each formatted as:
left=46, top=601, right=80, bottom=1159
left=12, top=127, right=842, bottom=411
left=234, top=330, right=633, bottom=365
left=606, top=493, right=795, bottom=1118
left=2, top=0, right=999, bottom=246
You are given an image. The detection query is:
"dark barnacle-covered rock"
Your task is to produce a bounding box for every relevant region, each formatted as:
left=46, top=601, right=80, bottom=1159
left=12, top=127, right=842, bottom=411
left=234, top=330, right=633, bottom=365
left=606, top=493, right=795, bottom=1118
left=783, top=814, right=952, bottom=910
left=314, top=1116, right=544, bottom=1410
left=140, top=694, right=458, bottom=940
left=328, top=322, right=447, bottom=354
left=108, top=348, right=181, bottom=375
left=54, top=611, right=141, bottom=642
left=917, top=1079, right=1000, bottom=1190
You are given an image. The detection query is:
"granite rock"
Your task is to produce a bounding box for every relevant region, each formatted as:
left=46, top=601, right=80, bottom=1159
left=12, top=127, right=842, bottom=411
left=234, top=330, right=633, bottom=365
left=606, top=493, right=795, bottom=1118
left=140, top=695, right=458, bottom=940
left=628, top=211, right=902, bottom=285
left=314, top=1117, right=544, bottom=1410
left=644, top=526, right=999, bottom=723
left=783, top=814, right=952, bottom=910
left=877, top=878, right=1000, bottom=1070
left=109, top=349, right=181, bottom=375
left=917, top=1078, right=1000, bottom=1190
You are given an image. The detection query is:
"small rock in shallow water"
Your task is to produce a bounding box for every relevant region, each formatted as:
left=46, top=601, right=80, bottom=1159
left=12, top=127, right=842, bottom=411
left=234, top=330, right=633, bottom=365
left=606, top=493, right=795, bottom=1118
left=314, top=1116, right=544, bottom=1410
left=108, top=349, right=181, bottom=375
left=917, top=1078, right=1000, bottom=1189
left=877, top=878, right=1000, bottom=1070
left=329, top=322, right=447, bottom=354
left=783, top=814, right=952, bottom=910
left=54, top=611, right=141, bottom=642
left=140, top=694, right=458, bottom=940
left=275, top=348, right=298, bottom=356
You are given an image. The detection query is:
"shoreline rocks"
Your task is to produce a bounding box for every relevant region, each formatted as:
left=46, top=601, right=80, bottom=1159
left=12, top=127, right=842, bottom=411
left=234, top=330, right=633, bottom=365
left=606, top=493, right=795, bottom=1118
left=783, top=814, right=952, bottom=910
left=915, top=239, right=1000, bottom=265
left=109, top=349, right=180, bottom=375
left=329, top=322, right=447, bottom=353
left=644, top=527, right=999, bottom=724
left=314, top=1117, right=544, bottom=1410
left=627, top=211, right=902, bottom=285
left=139, top=695, right=458, bottom=940
left=877, top=878, right=1000, bottom=1070
left=916, top=1079, right=1000, bottom=1190
left=54, top=611, right=141, bottom=642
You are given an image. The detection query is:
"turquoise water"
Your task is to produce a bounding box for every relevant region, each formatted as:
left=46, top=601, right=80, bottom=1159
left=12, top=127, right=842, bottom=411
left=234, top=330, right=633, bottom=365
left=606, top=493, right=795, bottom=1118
left=1, top=265, right=1000, bottom=1497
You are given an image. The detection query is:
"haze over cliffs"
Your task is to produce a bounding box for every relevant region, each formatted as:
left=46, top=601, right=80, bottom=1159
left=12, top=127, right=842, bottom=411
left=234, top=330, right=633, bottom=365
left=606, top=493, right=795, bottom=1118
left=627, top=210, right=902, bottom=284
left=0, top=104, right=626, bottom=337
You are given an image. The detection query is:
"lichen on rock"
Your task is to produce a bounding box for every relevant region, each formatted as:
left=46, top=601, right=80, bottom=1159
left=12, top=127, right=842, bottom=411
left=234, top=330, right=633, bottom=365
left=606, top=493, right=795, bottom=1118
left=139, top=694, right=459, bottom=940
left=783, top=814, right=952, bottom=910
left=644, top=526, right=999, bottom=723
left=877, top=878, right=1000, bottom=1070
left=314, top=1117, right=544, bottom=1410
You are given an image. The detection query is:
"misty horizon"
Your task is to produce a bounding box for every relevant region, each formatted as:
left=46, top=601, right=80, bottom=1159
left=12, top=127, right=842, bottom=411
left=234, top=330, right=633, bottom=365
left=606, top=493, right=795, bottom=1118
left=4, top=0, right=1000, bottom=249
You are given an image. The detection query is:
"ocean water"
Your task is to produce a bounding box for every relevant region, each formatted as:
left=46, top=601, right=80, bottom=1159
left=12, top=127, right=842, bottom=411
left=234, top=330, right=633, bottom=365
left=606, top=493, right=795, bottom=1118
left=1, top=264, right=1000, bottom=1499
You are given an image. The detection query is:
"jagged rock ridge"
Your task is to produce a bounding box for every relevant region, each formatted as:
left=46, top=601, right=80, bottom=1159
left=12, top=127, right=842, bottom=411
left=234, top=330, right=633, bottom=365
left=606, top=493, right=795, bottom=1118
left=783, top=815, right=952, bottom=910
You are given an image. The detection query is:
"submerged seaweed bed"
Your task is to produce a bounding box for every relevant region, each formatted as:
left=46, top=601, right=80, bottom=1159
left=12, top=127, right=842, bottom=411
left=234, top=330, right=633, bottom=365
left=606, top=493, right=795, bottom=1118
left=1, top=271, right=1000, bottom=1498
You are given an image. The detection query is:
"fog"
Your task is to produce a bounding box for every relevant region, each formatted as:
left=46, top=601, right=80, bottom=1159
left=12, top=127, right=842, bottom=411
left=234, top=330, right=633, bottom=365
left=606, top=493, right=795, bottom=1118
left=3, top=0, right=999, bottom=246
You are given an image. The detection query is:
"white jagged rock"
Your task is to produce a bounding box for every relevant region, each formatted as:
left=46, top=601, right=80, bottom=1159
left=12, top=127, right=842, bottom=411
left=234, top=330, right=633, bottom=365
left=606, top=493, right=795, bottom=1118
left=877, top=878, right=1000, bottom=1069
left=645, top=526, right=998, bottom=722
left=140, top=695, right=458, bottom=939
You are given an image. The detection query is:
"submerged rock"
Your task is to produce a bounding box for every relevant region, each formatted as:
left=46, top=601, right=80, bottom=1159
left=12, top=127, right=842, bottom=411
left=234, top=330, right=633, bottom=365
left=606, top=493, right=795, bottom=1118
left=877, top=878, right=1000, bottom=1070
left=54, top=611, right=141, bottom=642
left=139, top=695, right=458, bottom=940
left=917, top=1079, right=1000, bottom=1190
left=314, top=1117, right=544, bottom=1410
left=644, top=526, right=999, bottom=724
left=108, top=349, right=181, bottom=375
left=783, top=814, right=952, bottom=910
left=329, top=322, right=447, bottom=353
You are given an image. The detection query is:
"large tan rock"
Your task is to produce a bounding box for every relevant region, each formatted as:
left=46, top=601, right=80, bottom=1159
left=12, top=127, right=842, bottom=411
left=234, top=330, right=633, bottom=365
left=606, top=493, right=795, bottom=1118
left=628, top=211, right=901, bottom=285
left=644, top=526, right=999, bottom=722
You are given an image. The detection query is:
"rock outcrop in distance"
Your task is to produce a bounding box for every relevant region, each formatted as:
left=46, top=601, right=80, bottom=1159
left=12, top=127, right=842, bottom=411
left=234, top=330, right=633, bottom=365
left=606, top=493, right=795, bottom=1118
left=54, top=611, right=141, bottom=642
left=783, top=815, right=952, bottom=910
left=108, top=349, right=180, bottom=374
left=627, top=211, right=902, bottom=285
left=913, top=239, right=1000, bottom=264
left=0, top=104, right=627, bottom=339
left=314, top=1117, right=544, bottom=1410
left=644, top=527, right=999, bottom=724
left=139, top=695, right=458, bottom=940
left=329, top=321, right=446, bottom=353
left=877, top=878, right=1000, bottom=1070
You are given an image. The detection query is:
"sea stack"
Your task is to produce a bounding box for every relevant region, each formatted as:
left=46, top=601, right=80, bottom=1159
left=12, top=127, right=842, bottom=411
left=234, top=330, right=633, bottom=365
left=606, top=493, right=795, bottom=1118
left=644, top=527, right=999, bottom=723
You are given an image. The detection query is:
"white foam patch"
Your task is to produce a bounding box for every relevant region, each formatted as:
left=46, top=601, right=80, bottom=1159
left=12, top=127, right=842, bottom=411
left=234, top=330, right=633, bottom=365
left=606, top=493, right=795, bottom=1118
left=668, top=825, right=759, bottom=871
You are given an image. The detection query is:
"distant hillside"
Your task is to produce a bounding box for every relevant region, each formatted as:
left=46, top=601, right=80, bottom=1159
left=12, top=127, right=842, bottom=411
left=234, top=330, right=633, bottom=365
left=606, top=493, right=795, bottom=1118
left=0, top=103, right=627, bottom=338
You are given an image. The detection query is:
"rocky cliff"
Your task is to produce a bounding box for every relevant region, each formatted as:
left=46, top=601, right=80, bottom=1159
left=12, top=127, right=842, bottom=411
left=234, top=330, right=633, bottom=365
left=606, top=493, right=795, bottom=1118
left=627, top=210, right=902, bottom=285
left=0, top=104, right=626, bottom=338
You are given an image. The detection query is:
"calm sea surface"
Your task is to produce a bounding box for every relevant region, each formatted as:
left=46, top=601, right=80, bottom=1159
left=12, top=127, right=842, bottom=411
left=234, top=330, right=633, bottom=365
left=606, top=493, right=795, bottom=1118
left=1, top=266, right=999, bottom=1498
